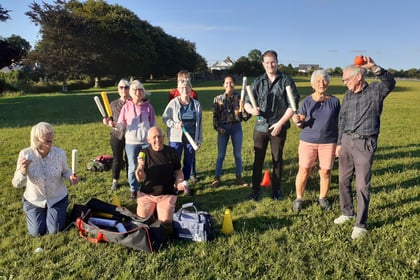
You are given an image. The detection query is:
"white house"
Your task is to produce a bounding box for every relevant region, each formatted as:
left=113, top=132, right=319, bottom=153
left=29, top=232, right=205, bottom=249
left=210, top=56, right=235, bottom=72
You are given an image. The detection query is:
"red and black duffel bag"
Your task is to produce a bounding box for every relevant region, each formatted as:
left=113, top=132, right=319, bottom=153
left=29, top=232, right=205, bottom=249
left=74, top=198, right=167, bottom=253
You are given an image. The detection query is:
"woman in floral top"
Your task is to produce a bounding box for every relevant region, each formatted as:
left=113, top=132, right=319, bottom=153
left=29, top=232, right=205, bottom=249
left=211, top=75, right=251, bottom=187
left=12, top=122, right=79, bottom=236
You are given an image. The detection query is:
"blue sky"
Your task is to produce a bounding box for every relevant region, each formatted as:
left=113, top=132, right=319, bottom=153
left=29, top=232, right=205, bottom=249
left=1, top=0, right=419, bottom=70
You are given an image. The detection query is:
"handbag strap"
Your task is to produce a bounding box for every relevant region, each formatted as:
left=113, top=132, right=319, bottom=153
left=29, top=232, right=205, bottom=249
left=178, top=203, right=201, bottom=222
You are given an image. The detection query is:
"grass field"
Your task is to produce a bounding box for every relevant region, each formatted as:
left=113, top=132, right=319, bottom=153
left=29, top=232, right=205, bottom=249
left=0, top=77, right=418, bottom=279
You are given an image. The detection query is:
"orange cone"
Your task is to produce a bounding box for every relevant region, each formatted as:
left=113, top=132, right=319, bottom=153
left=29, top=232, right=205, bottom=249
left=260, top=170, right=271, bottom=187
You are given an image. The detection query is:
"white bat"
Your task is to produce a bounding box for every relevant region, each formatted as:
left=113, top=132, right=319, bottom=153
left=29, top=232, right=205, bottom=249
left=71, top=149, right=78, bottom=175
left=245, top=85, right=258, bottom=109
left=182, top=127, right=198, bottom=151
left=286, top=85, right=302, bottom=127
left=94, top=96, right=107, bottom=118
left=240, top=76, right=247, bottom=112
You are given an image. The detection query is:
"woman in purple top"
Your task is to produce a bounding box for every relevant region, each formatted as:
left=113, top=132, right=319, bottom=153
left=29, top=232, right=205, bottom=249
left=291, top=69, right=340, bottom=212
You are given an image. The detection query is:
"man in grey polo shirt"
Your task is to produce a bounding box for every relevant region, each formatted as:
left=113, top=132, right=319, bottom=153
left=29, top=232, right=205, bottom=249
left=334, top=56, right=396, bottom=240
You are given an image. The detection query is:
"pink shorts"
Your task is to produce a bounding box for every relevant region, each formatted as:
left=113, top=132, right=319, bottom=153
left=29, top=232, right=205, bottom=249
left=298, top=140, right=336, bottom=170
left=137, top=193, right=177, bottom=223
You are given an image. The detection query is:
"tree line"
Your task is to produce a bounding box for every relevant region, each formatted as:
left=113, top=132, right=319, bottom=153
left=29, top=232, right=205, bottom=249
left=1, top=1, right=420, bottom=93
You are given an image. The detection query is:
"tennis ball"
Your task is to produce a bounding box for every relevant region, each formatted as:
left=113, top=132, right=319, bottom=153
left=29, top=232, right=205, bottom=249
left=138, top=151, right=146, bottom=159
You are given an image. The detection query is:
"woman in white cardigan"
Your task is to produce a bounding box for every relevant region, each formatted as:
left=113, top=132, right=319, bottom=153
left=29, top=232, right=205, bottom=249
left=162, top=78, right=203, bottom=184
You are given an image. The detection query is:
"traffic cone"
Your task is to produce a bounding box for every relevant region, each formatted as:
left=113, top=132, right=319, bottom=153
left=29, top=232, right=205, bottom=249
left=260, top=170, right=271, bottom=187
left=221, top=209, right=234, bottom=235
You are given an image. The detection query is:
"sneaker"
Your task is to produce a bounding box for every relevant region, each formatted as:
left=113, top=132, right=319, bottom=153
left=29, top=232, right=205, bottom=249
left=351, top=227, right=367, bottom=240
left=272, top=190, right=281, bottom=200
left=292, top=199, right=303, bottom=212
left=183, top=181, right=192, bottom=196
left=190, top=175, right=199, bottom=183
left=130, top=191, right=137, bottom=199
left=111, top=181, right=119, bottom=191
left=210, top=177, right=220, bottom=188
left=235, top=176, right=249, bottom=187
left=319, top=198, right=331, bottom=210
left=334, top=214, right=355, bottom=224
left=248, top=191, right=260, bottom=201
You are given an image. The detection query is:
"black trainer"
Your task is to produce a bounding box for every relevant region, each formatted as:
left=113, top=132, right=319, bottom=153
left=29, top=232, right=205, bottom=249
left=272, top=191, right=281, bottom=200
left=292, top=199, right=303, bottom=212
left=319, top=198, right=331, bottom=210
left=248, top=191, right=261, bottom=201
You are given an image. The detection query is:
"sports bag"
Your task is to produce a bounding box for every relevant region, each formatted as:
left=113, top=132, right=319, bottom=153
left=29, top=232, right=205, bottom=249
left=86, top=155, right=113, bottom=172
left=173, top=202, right=216, bottom=242
left=74, top=198, right=167, bottom=253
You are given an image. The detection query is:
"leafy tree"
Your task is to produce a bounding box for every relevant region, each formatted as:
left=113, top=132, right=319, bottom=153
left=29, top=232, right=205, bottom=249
left=0, top=4, right=11, bottom=22
left=68, top=0, right=156, bottom=83
left=26, top=0, right=90, bottom=91
left=25, top=0, right=207, bottom=88
left=248, top=49, right=262, bottom=62
left=0, top=35, right=31, bottom=68
left=1, top=5, right=31, bottom=68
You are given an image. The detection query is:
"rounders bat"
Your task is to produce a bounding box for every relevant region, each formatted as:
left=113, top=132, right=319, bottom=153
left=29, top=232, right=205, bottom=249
left=182, top=127, right=198, bottom=151
left=101, top=91, right=113, bottom=119
left=94, top=96, right=107, bottom=118
left=240, top=76, right=247, bottom=112
left=245, top=85, right=258, bottom=109
left=286, top=85, right=302, bottom=127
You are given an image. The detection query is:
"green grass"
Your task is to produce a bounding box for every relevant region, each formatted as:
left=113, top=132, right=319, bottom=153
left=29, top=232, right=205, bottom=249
left=0, top=78, right=419, bottom=279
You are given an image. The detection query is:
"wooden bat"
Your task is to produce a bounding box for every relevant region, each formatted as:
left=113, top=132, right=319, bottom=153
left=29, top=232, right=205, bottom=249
left=101, top=91, right=112, bottom=118
left=94, top=96, right=107, bottom=118
left=182, top=127, right=198, bottom=150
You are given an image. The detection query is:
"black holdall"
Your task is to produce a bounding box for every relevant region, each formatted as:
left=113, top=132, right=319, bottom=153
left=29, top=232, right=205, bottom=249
left=74, top=198, right=167, bottom=253
left=173, top=202, right=216, bottom=242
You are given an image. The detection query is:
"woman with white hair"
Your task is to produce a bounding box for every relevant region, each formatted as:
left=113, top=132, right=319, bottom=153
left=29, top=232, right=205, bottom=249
left=12, top=122, right=79, bottom=236
left=291, top=69, right=341, bottom=213
left=117, top=80, right=156, bottom=199
left=162, top=78, right=203, bottom=187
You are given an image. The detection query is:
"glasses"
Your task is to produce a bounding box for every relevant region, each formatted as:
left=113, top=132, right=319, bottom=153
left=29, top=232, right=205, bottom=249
left=342, top=75, right=356, bottom=83
left=119, top=86, right=129, bottom=89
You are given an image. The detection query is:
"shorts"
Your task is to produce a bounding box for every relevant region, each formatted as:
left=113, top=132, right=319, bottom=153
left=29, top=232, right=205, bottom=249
left=298, top=140, right=336, bottom=170
left=137, top=193, right=177, bottom=223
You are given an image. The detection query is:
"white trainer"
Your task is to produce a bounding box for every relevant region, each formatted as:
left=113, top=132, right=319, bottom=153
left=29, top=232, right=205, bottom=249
left=351, top=227, right=367, bottom=240
left=334, top=215, right=355, bottom=224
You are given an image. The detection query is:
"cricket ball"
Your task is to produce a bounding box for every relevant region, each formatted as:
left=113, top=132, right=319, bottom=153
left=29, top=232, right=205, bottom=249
left=354, top=56, right=365, bottom=66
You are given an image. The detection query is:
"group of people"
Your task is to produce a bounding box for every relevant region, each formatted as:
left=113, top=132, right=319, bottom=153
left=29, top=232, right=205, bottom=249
left=12, top=49, right=395, bottom=240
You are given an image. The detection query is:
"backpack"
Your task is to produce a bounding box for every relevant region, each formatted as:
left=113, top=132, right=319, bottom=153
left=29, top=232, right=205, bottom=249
left=86, top=155, right=113, bottom=172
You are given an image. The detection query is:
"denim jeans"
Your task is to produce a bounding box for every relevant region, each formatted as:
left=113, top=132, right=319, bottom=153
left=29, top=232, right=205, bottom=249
left=23, top=196, right=68, bottom=236
left=125, top=143, right=146, bottom=192
left=170, top=142, right=195, bottom=181
left=215, top=123, right=243, bottom=177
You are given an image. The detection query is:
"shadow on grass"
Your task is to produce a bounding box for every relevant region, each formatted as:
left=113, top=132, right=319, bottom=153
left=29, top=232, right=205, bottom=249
left=369, top=193, right=420, bottom=229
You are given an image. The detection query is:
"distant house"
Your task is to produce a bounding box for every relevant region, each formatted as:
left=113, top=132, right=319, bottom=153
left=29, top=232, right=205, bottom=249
left=210, top=56, right=235, bottom=72
left=298, top=64, right=320, bottom=73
